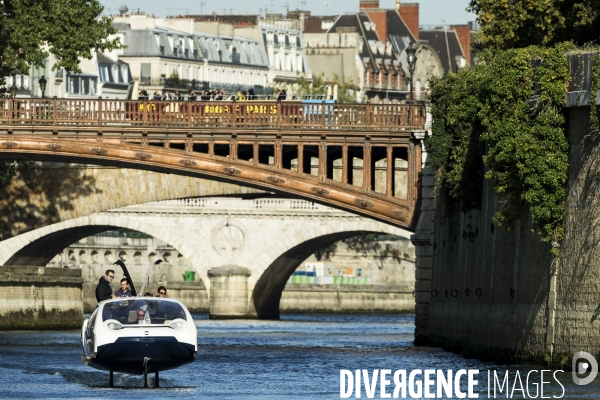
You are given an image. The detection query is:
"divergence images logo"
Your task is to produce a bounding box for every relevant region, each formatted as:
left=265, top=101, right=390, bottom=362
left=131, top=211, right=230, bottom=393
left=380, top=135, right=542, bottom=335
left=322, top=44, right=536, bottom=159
left=572, top=351, right=598, bottom=386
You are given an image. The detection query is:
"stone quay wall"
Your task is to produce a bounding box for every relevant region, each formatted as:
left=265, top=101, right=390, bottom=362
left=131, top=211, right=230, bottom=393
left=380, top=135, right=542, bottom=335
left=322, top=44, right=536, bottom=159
left=0, top=266, right=83, bottom=330
left=418, top=106, right=600, bottom=363
left=83, top=282, right=414, bottom=314
left=280, top=284, right=414, bottom=313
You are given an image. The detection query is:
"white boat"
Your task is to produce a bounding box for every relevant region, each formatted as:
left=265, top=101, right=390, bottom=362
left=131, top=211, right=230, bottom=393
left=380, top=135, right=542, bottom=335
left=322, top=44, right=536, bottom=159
left=81, top=261, right=197, bottom=386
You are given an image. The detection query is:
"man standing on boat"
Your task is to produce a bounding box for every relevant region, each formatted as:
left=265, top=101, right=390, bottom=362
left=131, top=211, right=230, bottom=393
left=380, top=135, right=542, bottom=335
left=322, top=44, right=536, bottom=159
left=114, top=278, right=132, bottom=298
left=95, top=270, right=117, bottom=303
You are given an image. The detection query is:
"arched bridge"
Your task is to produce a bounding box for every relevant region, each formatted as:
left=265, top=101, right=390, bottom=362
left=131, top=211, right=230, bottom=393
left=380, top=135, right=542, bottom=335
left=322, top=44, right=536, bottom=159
left=0, top=98, right=425, bottom=228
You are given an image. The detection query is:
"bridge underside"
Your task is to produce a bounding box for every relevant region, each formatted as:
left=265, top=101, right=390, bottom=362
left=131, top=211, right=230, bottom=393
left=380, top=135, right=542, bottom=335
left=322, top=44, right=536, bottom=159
left=0, top=128, right=420, bottom=229
left=6, top=225, right=123, bottom=266
left=252, top=230, right=370, bottom=319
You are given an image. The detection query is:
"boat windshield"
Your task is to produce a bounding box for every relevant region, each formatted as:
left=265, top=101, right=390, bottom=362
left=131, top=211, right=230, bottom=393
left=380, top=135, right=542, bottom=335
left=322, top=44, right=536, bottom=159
left=101, top=298, right=188, bottom=325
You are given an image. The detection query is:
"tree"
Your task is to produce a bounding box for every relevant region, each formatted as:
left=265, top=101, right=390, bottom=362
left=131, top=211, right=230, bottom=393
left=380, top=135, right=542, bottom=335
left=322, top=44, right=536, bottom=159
left=346, top=234, right=403, bottom=270
left=0, top=0, right=122, bottom=193
left=314, top=243, right=337, bottom=261
left=468, top=0, right=600, bottom=50
left=295, top=72, right=358, bottom=103
left=0, top=0, right=122, bottom=82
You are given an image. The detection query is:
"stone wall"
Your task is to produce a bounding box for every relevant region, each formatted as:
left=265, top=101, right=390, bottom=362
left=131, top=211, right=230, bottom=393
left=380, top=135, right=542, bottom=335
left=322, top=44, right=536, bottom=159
left=417, top=106, right=600, bottom=363
left=553, top=107, right=600, bottom=360
left=83, top=281, right=414, bottom=314
left=280, top=284, right=414, bottom=313
left=423, top=178, right=553, bottom=361
left=0, top=266, right=83, bottom=330
left=0, top=164, right=263, bottom=241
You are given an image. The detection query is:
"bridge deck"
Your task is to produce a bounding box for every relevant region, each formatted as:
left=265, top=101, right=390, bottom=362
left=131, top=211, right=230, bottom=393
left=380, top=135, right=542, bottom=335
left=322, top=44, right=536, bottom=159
left=0, top=98, right=425, bottom=131
left=0, top=99, right=425, bottom=229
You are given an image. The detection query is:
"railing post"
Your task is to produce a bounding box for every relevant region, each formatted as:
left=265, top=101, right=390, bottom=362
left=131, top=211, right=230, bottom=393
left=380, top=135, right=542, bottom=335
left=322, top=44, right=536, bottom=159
left=53, top=96, right=57, bottom=125
left=187, top=99, right=192, bottom=126
left=97, top=96, right=103, bottom=126
left=276, top=100, right=281, bottom=127
left=142, top=100, right=148, bottom=125
left=8, top=98, right=13, bottom=124
left=232, top=99, right=237, bottom=128
left=321, top=101, right=326, bottom=127
left=365, top=102, right=371, bottom=126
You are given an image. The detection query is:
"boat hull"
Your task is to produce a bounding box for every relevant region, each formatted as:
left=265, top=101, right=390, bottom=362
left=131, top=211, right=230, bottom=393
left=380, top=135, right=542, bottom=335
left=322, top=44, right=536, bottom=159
left=90, top=336, right=196, bottom=374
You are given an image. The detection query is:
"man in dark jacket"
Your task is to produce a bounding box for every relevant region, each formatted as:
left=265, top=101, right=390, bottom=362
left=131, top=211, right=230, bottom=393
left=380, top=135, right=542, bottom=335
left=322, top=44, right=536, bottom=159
left=114, top=277, right=132, bottom=298
left=95, top=269, right=116, bottom=303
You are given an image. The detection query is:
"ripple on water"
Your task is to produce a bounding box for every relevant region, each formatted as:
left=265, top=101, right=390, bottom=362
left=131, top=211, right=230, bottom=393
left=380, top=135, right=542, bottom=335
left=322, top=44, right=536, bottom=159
left=0, top=314, right=598, bottom=399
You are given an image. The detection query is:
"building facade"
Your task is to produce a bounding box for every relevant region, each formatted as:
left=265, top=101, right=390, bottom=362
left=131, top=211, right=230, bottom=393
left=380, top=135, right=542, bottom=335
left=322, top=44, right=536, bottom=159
left=111, top=14, right=270, bottom=96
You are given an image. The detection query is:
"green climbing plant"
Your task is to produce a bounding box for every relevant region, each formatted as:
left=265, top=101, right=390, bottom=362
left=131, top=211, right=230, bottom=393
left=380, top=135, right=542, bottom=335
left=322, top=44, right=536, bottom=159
left=428, top=43, right=575, bottom=255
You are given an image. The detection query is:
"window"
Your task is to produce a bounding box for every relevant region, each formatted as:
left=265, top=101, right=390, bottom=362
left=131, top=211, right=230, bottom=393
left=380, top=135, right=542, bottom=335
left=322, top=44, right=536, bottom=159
left=67, top=76, right=98, bottom=95
left=140, top=63, right=151, bottom=85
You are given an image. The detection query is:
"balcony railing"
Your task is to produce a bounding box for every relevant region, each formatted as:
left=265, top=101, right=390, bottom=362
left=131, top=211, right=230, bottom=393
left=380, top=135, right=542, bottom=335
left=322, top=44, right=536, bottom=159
left=0, top=98, right=426, bottom=129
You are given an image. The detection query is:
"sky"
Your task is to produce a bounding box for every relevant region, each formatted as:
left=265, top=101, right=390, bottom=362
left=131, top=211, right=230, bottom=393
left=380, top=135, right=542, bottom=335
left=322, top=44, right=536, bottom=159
left=99, top=0, right=475, bottom=27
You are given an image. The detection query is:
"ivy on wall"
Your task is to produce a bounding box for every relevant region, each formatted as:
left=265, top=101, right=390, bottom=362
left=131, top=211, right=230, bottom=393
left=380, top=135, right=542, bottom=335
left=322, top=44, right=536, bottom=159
left=428, top=43, right=575, bottom=255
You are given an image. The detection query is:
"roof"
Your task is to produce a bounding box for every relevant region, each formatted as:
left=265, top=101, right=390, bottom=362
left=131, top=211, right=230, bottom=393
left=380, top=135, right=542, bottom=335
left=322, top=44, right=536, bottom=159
left=114, top=23, right=269, bottom=68
left=419, top=29, right=465, bottom=73
left=303, top=16, right=336, bottom=33
left=328, top=13, right=398, bottom=74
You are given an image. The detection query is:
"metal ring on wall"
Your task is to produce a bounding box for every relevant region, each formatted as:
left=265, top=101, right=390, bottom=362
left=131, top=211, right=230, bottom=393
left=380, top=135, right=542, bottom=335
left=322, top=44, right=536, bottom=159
left=451, top=289, right=458, bottom=298
left=475, top=288, right=482, bottom=297
left=431, top=289, right=438, bottom=297
left=412, top=290, right=416, bottom=297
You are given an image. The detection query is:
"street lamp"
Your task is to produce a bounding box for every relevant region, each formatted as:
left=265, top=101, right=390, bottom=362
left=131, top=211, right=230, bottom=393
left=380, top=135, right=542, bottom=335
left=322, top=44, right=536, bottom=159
left=9, top=83, right=17, bottom=97
left=39, top=75, right=47, bottom=98
left=405, top=43, right=417, bottom=103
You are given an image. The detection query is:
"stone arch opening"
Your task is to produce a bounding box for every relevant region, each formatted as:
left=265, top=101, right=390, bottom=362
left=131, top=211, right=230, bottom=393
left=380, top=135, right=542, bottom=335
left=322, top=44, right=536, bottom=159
left=251, top=228, right=413, bottom=319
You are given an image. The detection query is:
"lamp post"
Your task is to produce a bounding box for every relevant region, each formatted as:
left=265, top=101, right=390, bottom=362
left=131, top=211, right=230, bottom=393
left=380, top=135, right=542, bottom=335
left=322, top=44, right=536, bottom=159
left=405, top=43, right=417, bottom=103
left=9, top=72, right=18, bottom=97
left=39, top=75, right=47, bottom=98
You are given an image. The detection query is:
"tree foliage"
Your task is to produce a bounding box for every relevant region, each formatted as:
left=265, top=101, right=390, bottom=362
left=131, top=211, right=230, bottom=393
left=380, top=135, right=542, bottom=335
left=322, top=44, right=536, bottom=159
left=468, top=0, right=600, bottom=50
left=295, top=72, right=357, bottom=103
left=0, top=0, right=121, bottom=194
left=428, top=43, right=574, bottom=254
left=314, top=243, right=337, bottom=261
left=0, top=0, right=122, bottom=88
left=345, top=234, right=404, bottom=270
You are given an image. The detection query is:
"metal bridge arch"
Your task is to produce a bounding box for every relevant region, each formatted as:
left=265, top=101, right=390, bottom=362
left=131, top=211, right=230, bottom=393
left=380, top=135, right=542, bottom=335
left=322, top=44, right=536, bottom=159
left=0, top=98, right=425, bottom=229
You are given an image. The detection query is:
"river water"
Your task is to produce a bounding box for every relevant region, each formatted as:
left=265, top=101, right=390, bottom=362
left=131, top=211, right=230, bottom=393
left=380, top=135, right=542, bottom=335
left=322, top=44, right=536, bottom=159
left=0, top=314, right=598, bottom=399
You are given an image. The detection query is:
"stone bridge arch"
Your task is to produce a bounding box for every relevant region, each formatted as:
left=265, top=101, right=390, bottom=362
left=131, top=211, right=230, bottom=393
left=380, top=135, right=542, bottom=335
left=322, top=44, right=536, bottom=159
left=0, top=215, right=201, bottom=278
left=0, top=205, right=414, bottom=319
left=244, top=220, right=412, bottom=318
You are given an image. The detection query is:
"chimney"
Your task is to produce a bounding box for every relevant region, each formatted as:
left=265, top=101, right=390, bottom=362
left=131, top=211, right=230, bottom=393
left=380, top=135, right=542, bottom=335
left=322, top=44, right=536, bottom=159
left=399, top=3, right=419, bottom=41
left=451, top=24, right=472, bottom=65
left=359, top=0, right=380, bottom=10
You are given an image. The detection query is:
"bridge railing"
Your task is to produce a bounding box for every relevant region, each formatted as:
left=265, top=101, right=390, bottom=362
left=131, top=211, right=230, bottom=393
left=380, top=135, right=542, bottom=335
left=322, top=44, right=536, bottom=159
left=140, top=198, right=334, bottom=210
left=0, top=98, right=425, bottom=130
